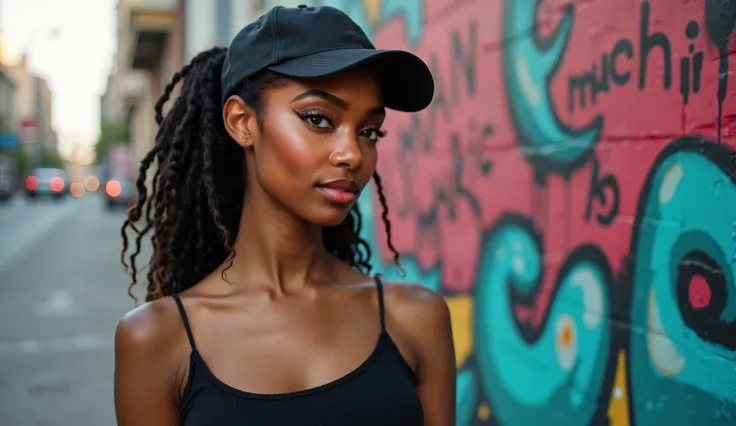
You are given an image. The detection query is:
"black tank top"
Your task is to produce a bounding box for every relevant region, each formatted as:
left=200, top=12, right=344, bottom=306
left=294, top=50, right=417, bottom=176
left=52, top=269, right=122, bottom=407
left=171, top=276, right=425, bottom=426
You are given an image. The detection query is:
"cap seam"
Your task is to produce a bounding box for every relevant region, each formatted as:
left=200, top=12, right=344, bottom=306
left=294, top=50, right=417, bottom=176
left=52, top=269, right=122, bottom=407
left=268, top=45, right=371, bottom=67
left=270, top=7, right=281, bottom=64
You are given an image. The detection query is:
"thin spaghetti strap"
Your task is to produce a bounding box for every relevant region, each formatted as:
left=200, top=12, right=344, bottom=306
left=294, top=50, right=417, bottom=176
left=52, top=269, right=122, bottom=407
left=374, top=274, right=386, bottom=331
left=172, top=294, right=197, bottom=351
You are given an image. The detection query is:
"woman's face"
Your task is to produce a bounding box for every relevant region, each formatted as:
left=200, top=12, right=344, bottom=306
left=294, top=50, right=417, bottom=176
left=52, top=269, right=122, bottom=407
left=224, top=68, right=385, bottom=227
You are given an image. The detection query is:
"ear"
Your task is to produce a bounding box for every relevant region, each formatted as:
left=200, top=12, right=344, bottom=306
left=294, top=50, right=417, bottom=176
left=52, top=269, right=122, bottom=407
left=222, top=95, right=259, bottom=148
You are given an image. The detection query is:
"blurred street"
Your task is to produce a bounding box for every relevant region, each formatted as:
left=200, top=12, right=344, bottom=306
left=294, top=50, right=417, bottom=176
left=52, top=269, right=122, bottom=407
left=0, top=194, right=138, bottom=426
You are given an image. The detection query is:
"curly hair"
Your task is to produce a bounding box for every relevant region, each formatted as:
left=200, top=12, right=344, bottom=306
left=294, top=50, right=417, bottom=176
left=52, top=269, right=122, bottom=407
left=120, top=46, right=402, bottom=303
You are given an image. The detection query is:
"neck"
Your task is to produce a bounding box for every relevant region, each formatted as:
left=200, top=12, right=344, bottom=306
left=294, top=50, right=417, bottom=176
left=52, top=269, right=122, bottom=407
left=224, top=187, right=331, bottom=296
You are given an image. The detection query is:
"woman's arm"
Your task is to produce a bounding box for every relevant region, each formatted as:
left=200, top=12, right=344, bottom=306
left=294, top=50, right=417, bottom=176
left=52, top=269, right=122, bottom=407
left=114, top=300, right=183, bottom=426
left=387, top=284, right=457, bottom=426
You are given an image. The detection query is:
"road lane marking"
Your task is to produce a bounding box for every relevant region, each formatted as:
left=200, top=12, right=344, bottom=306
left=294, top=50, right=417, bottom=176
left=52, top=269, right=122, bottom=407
left=34, top=289, right=82, bottom=318
left=0, top=334, right=110, bottom=357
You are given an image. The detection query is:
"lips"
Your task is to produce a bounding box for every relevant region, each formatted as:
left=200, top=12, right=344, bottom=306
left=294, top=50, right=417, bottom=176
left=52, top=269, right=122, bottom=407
left=315, top=179, right=360, bottom=204
left=316, top=179, right=360, bottom=193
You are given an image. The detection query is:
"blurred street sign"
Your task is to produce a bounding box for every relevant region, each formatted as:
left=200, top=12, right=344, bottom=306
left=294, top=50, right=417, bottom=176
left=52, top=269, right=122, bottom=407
left=19, top=119, right=39, bottom=143
left=0, top=134, right=18, bottom=148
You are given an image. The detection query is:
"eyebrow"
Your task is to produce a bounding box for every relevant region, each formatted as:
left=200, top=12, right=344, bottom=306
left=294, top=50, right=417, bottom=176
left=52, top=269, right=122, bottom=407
left=290, top=90, right=385, bottom=117
left=291, top=90, right=349, bottom=109
left=367, top=106, right=386, bottom=118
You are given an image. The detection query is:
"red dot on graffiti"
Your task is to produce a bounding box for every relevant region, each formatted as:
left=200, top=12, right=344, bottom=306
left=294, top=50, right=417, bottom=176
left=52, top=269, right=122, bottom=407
left=688, top=275, right=711, bottom=309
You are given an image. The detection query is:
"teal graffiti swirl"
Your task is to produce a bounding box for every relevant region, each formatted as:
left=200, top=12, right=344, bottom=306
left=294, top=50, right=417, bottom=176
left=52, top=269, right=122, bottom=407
left=628, top=137, right=736, bottom=425
left=502, top=0, right=603, bottom=177
left=474, top=215, right=612, bottom=425
left=456, top=366, right=478, bottom=426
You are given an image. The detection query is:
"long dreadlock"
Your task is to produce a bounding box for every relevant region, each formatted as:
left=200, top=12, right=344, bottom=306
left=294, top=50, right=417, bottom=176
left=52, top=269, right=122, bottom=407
left=120, top=46, right=402, bottom=303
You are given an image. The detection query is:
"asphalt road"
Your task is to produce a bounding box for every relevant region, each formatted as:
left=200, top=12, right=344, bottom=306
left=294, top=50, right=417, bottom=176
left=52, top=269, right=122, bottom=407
left=0, top=193, right=143, bottom=426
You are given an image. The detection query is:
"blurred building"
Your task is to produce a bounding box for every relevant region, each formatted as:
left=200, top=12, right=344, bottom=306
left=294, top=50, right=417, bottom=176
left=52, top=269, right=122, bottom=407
left=103, top=0, right=184, bottom=169
left=4, top=56, right=58, bottom=151
left=105, top=0, right=307, bottom=170
left=0, top=67, right=15, bottom=135
left=182, top=0, right=253, bottom=59
left=182, top=0, right=304, bottom=60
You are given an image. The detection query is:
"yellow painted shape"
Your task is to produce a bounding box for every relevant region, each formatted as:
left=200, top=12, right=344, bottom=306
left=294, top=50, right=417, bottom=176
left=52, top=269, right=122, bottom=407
left=445, top=295, right=473, bottom=368
left=477, top=403, right=491, bottom=421
left=363, top=0, right=383, bottom=26
left=608, top=351, right=631, bottom=426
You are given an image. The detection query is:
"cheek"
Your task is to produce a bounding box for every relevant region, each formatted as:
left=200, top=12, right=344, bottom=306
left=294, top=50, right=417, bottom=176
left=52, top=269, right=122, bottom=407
left=253, top=110, right=328, bottom=198
left=265, top=113, right=311, bottom=165
left=269, top=119, right=312, bottom=167
left=364, top=143, right=379, bottom=166
left=361, top=144, right=378, bottom=176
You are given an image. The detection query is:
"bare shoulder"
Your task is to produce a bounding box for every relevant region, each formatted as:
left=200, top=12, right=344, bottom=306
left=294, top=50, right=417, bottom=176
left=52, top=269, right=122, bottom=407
left=115, top=297, right=185, bottom=360
left=115, top=297, right=188, bottom=424
left=382, top=281, right=451, bottom=327
left=381, top=281, right=456, bottom=420
left=380, top=281, right=453, bottom=362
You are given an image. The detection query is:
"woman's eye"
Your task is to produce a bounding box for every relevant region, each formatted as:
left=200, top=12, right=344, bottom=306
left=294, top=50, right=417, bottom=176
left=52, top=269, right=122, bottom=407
left=360, top=128, right=386, bottom=142
left=302, top=113, right=332, bottom=129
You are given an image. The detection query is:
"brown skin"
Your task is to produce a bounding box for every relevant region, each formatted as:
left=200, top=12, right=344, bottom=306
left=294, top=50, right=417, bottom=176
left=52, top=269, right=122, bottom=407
left=114, top=68, right=456, bottom=425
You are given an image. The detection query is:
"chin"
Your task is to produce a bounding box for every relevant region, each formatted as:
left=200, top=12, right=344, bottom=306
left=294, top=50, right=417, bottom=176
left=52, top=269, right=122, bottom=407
left=303, top=203, right=354, bottom=227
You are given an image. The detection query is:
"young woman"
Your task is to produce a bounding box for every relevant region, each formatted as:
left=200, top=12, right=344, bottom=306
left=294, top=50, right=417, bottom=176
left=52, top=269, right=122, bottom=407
left=114, top=5, right=455, bottom=426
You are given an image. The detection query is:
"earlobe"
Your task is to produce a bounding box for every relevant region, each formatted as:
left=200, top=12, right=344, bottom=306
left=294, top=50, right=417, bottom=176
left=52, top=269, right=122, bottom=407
left=222, top=95, right=256, bottom=148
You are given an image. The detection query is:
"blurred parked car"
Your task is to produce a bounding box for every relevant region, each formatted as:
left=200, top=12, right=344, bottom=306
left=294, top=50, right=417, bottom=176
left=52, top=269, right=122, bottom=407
left=25, top=167, right=69, bottom=200
left=0, top=157, right=15, bottom=203
left=104, top=178, right=134, bottom=210
left=100, top=143, right=134, bottom=211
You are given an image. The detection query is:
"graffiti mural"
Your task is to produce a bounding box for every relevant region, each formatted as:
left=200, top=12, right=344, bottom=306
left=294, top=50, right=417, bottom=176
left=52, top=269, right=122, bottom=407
left=627, top=138, right=736, bottom=425
left=314, top=0, right=736, bottom=424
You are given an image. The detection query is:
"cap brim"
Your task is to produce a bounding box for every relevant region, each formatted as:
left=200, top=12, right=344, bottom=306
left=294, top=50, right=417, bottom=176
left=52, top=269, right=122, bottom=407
left=268, top=48, right=434, bottom=113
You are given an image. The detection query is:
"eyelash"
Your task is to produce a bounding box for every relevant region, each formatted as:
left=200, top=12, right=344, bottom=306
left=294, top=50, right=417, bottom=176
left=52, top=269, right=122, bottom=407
left=296, top=110, right=387, bottom=142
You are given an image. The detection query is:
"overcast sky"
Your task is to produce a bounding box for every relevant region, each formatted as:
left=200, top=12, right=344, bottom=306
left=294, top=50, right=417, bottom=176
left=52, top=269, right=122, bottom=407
left=1, top=0, right=116, bottom=155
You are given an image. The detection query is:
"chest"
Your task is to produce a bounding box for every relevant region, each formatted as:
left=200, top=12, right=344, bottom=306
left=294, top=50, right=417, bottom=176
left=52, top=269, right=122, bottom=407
left=182, top=348, right=424, bottom=426
left=192, top=306, right=382, bottom=395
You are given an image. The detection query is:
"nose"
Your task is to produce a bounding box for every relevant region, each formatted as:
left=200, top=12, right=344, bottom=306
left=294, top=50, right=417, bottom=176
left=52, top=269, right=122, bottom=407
left=328, top=133, right=363, bottom=170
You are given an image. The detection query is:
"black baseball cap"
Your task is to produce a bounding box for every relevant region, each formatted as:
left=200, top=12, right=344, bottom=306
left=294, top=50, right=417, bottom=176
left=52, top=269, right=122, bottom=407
left=220, top=4, right=434, bottom=112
